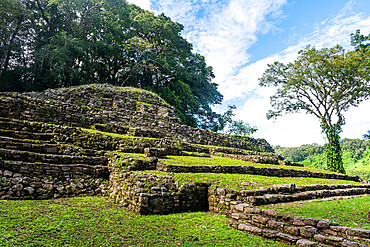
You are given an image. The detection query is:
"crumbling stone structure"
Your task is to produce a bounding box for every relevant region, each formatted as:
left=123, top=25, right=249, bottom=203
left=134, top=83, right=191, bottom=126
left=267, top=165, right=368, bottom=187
left=1, top=84, right=369, bottom=246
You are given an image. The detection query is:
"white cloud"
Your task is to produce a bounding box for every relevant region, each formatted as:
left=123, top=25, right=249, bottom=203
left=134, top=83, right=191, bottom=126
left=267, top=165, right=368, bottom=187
left=149, top=0, right=288, bottom=99
left=148, top=0, right=370, bottom=146
left=235, top=9, right=370, bottom=146
left=127, top=0, right=151, bottom=10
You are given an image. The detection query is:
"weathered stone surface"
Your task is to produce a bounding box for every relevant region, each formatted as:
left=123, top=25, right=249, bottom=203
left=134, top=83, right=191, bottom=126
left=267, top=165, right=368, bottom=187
left=262, top=229, right=278, bottom=238
left=317, top=219, right=330, bottom=229
left=300, top=226, right=318, bottom=238
left=238, top=224, right=263, bottom=234
left=296, top=239, right=317, bottom=247
left=267, top=219, right=285, bottom=231
left=276, top=232, right=299, bottom=243
left=284, top=225, right=300, bottom=236
left=252, top=215, right=269, bottom=225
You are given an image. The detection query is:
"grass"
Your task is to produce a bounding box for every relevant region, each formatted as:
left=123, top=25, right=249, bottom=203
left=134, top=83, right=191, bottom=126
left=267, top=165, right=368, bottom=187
left=81, top=128, right=159, bottom=140
left=0, top=197, right=290, bottom=247
left=161, top=155, right=338, bottom=174
left=140, top=171, right=362, bottom=191
left=260, top=196, right=370, bottom=230
left=113, top=152, right=145, bottom=157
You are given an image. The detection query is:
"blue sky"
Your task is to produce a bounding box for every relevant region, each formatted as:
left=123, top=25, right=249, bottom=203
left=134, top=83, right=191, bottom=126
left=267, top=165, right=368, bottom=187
left=128, top=0, right=370, bottom=147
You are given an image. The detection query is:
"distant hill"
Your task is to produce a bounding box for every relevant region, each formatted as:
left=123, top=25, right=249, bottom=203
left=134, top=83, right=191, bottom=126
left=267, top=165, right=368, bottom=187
left=275, top=139, right=370, bottom=180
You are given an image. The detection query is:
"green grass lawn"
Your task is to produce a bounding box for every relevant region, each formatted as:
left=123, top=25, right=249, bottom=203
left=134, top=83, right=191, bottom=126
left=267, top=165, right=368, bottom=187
left=161, top=155, right=336, bottom=174
left=141, top=171, right=362, bottom=191
left=261, top=196, right=370, bottom=230
left=0, top=197, right=290, bottom=247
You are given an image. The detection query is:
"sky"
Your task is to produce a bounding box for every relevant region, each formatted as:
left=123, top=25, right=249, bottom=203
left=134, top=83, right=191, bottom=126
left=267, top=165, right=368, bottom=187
left=127, top=0, right=370, bottom=147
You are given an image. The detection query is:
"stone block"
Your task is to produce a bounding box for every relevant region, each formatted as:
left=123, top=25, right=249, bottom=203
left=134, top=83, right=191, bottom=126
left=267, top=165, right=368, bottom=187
left=347, top=228, right=370, bottom=238
left=300, top=226, right=317, bottom=238
left=317, top=219, right=330, bottom=229
left=296, top=239, right=317, bottom=247
left=252, top=215, right=269, bottom=225
left=304, top=218, right=318, bottom=226
left=276, top=232, right=299, bottom=243
left=244, top=207, right=261, bottom=214
left=262, top=229, right=278, bottom=239
left=267, top=219, right=285, bottom=230
left=284, top=225, right=300, bottom=236
left=293, top=216, right=306, bottom=226
left=261, top=209, right=280, bottom=219
left=238, top=224, right=263, bottom=234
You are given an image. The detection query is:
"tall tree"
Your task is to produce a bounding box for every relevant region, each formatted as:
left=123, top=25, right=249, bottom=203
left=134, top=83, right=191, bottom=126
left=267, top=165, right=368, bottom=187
left=0, top=0, right=223, bottom=128
left=0, top=0, right=29, bottom=90
left=259, top=31, right=370, bottom=174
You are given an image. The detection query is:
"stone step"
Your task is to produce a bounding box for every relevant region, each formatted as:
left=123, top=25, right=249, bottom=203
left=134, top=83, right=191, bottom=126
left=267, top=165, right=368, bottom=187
left=231, top=204, right=370, bottom=247
left=240, top=183, right=370, bottom=197
left=245, top=187, right=370, bottom=206
left=0, top=148, right=108, bottom=166
left=0, top=129, right=54, bottom=141
left=0, top=160, right=108, bottom=179
left=0, top=118, right=55, bottom=133
left=0, top=136, right=102, bottom=156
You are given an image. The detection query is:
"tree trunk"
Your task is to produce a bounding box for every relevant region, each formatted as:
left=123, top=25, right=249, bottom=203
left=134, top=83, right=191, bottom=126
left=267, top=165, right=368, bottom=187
left=323, top=124, right=345, bottom=174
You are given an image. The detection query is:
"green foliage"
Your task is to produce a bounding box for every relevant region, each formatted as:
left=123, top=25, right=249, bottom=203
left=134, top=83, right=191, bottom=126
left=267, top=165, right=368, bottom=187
left=275, top=143, right=324, bottom=163
left=321, top=121, right=345, bottom=174
left=198, top=104, right=258, bottom=135
left=277, top=138, right=370, bottom=181
left=260, top=31, right=370, bottom=173
left=262, top=196, right=370, bottom=230
left=145, top=170, right=361, bottom=191
left=363, top=130, right=370, bottom=140
left=0, top=197, right=289, bottom=246
left=227, top=120, right=258, bottom=136
left=0, top=0, right=222, bottom=128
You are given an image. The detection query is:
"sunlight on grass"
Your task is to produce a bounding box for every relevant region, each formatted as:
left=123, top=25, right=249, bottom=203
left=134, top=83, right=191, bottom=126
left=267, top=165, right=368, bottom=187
left=141, top=171, right=362, bottom=191
left=161, top=155, right=338, bottom=174
left=261, top=196, right=370, bottom=230
left=0, top=197, right=290, bottom=247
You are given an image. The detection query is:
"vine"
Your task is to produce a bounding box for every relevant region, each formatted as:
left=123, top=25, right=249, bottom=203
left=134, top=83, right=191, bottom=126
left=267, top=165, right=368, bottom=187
left=321, top=121, right=346, bottom=174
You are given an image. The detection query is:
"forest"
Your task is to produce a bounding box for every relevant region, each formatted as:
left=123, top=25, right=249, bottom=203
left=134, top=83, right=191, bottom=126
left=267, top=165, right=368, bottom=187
left=275, top=136, right=370, bottom=180
left=0, top=0, right=226, bottom=129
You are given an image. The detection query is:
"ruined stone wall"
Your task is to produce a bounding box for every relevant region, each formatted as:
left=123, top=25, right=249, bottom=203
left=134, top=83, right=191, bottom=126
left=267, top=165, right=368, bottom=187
left=229, top=204, right=370, bottom=247
left=108, top=171, right=209, bottom=215
left=0, top=84, right=274, bottom=152
left=208, top=184, right=370, bottom=213
left=157, top=163, right=363, bottom=182
left=0, top=169, right=107, bottom=200
left=208, top=185, right=370, bottom=246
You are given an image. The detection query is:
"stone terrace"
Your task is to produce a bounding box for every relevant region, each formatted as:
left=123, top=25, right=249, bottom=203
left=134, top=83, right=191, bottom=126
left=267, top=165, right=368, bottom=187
left=0, top=84, right=369, bottom=247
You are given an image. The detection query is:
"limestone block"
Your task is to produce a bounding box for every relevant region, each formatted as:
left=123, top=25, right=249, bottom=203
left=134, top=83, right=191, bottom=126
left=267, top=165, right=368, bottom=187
left=276, top=232, right=299, bottom=243
left=317, top=219, right=330, bottom=229
left=238, top=224, right=263, bottom=234
left=300, top=226, right=317, bottom=238
left=296, top=239, right=317, bottom=247
left=293, top=216, right=307, bottom=226
left=267, top=219, right=285, bottom=231
left=284, top=225, right=300, bottom=236
left=261, top=209, right=280, bottom=219
left=262, top=229, right=278, bottom=238
left=252, top=215, right=269, bottom=225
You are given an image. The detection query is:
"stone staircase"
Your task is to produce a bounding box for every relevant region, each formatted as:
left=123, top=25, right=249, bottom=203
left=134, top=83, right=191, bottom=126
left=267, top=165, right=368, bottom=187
left=0, top=117, right=109, bottom=200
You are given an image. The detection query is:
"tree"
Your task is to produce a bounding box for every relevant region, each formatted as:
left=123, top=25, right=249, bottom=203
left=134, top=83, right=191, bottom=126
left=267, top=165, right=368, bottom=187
left=0, top=0, right=29, bottom=90
left=363, top=131, right=370, bottom=141
left=227, top=120, right=258, bottom=136
left=259, top=31, right=370, bottom=174
left=0, top=0, right=223, bottom=129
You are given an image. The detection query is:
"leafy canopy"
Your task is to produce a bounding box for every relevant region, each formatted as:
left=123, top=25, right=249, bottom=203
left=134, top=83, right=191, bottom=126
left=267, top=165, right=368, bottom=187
left=259, top=31, right=370, bottom=173
left=0, top=0, right=223, bottom=128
